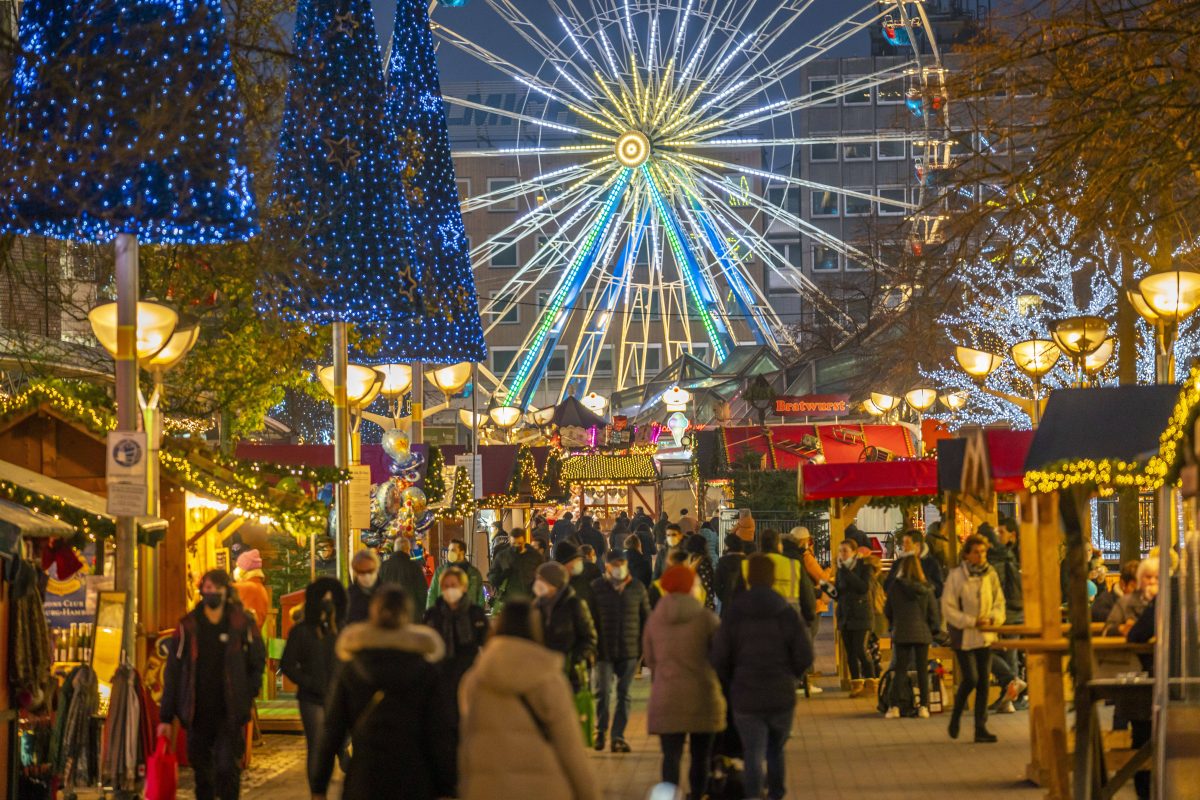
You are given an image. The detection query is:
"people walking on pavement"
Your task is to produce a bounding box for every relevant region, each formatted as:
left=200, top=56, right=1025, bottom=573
left=427, top=538, right=485, bottom=609
left=591, top=550, right=651, bottom=753
left=577, top=514, right=608, bottom=559
left=942, top=533, right=1006, bottom=743
left=379, top=534, right=429, bottom=613
left=310, top=585, right=454, bottom=800
left=733, top=508, right=756, bottom=552
left=159, top=569, right=267, bottom=800
left=489, top=521, right=511, bottom=561
left=885, top=529, right=945, bottom=599
left=683, top=533, right=717, bottom=611
left=631, top=506, right=652, bottom=533
left=675, top=508, right=698, bottom=536
left=551, top=511, right=576, bottom=546
left=649, top=550, right=691, bottom=608
left=654, top=523, right=685, bottom=579
left=634, top=521, right=656, bottom=562
left=643, top=565, right=726, bottom=799
left=531, top=512, right=552, bottom=545
left=488, top=527, right=543, bottom=606
left=835, top=538, right=878, bottom=697
left=458, top=600, right=600, bottom=800
left=533, top=561, right=598, bottom=690
left=714, top=534, right=747, bottom=615
left=710, top=554, right=813, bottom=800
left=754, top=528, right=815, bottom=626
left=232, top=549, right=271, bottom=631
left=883, top=555, right=940, bottom=719
left=423, top=566, right=489, bottom=733
left=610, top=511, right=632, bottom=549
left=653, top=511, right=670, bottom=547
left=698, top=518, right=719, bottom=564
left=556, top=541, right=600, bottom=611
left=983, top=519, right=1025, bottom=713
left=346, top=549, right=381, bottom=624
left=281, top=578, right=347, bottom=790
left=624, top=533, right=653, bottom=587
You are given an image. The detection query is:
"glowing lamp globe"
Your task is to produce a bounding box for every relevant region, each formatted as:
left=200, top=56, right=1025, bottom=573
left=869, top=392, right=900, bottom=412
left=317, top=364, right=385, bottom=409
left=954, top=345, right=1003, bottom=379
left=1126, top=289, right=1161, bottom=324
left=88, top=301, right=179, bottom=363
left=939, top=390, right=969, bottom=412
left=904, top=388, right=938, bottom=412
left=1009, top=339, right=1061, bottom=379
left=429, top=362, right=472, bottom=395
left=581, top=392, right=608, bottom=415
left=143, top=320, right=199, bottom=371
left=489, top=405, right=522, bottom=430
left=530, top=406, right=557, bottom=427
left=863, top=399, right=885, bottom=417
left=1049, top=315, right=1109, bottom=358
left=615, top=130, right=650, bottom=168
left=1136, top=269, right=1200, bottom=323
left=1083, top=337, right=1115, bottom=375
left=376, top=364, right=413, bottom=399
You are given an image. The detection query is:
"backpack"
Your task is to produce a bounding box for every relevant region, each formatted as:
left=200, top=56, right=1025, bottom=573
left=876, top=667, right=918, bottom=717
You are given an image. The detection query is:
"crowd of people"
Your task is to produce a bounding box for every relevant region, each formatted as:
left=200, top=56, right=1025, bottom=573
left=151, top=507, right=1170, bottom=800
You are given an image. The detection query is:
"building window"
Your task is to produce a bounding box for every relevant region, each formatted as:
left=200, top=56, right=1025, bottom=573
left=877, top=187, right=908, bottom=216
left=843, top=141, right=872, bottom=161
left=812, top=244, right=840, bottom=272
left=491, top=347, right=519, bottom=375
left=548, top=347, right=568, bottom=376
left=842, top=81, right=872, bottom=106
left=490, top=238, right=519, bottom=268
left=810, top=142, right=838, bottom=162
left=455, top=178, right=470, bottom=200
left=809, top=77, right=838, bottom=106
left=766, top=240, right=800, bottom=294
left=844, top=193, right=871, bottom=217
left=595, top=345, right=614, bottom=376
left=877, top=80, right=904, bottom=104
left=877, top=139, right=906, bottom=160
left=643, top=344, right=663, bottom=374
left=811, top=190, right=838, bottom=218
left=487, top=177, right=518, bottom=211
left=845, top=249, right=871, bottom=272
left=690, top=343, right=710, bottom=363
left=488, top=292, right=519, bottom=324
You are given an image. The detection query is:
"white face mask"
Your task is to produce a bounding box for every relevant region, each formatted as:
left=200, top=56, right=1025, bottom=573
left=442, top=586, right=464, bottom=604
left=356, top=570, right=378, bottom=589
left=609, top=565, right=629, bottom=582
left=532, top=580, right=552, bottom=598
left=666, top=537, right=681, bottom=547
left=570, top=559, right=585, bottom=576
left=838, top=556, right=855, bottom=569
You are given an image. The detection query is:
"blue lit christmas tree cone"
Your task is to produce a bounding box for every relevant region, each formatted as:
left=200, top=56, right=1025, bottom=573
left=268, top=0, right=420, bottom=331
left=382, top=0, right=487, bottom=364
left=0, top=0, right=258, bottom=241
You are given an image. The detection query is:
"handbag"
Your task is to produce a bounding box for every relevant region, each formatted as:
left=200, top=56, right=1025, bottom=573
left=144, top=736, right=178, bottom=800
left=573, top=663, right=596, bottom=747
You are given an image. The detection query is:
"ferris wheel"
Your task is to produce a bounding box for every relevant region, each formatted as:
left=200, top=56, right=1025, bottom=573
left=428, top=0, right=950, bottom=409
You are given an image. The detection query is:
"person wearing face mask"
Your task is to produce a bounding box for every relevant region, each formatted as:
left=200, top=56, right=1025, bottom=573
left=281, top=578, right=348, bottom=790
left=835, top=539, right=878, bottom=698
left=533, top=561, right=597, bottom=693
left=347, top=549, right=382, bottom=623
left=556, top=541, right=599, bottom=613
left=379, top=535, right=430, bottom=613
left=159, top=569, right=266, bottom=800
left=423, top=567, right=489, bottom=734
left=313, top=535, right=338, bottom=578
left=489, top=528, right=543, bottom=606
left=591, top=551, right=650, bottom=753
left=427, top=538, right=484, bottom=609
left=654, top=523, right=685, bottom=579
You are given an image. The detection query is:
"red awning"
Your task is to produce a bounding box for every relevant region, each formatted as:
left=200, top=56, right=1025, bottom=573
left=986, top=429, right=1035, bottom=492
left=721, top=423, right=917, bottom=469
left=800, top=459, right=939, bottom=500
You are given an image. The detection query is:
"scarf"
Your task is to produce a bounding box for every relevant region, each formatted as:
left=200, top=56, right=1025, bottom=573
left=967, top=562, right=988, bottom=577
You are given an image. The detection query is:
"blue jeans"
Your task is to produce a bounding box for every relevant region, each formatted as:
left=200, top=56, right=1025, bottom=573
left=595, top=658, right=637, bottom=741
left=734, top=709, right=793, bottom=800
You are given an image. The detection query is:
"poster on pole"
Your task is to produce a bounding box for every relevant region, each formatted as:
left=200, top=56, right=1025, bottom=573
left=347, top=465, right=373, bottom=530
left=454, top=454, right=483, bottom=500
left=106, top=431, right=148, bottom=515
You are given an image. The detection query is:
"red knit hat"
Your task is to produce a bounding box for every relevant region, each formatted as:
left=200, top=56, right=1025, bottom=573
left=659, top=564, right=696, bottom=595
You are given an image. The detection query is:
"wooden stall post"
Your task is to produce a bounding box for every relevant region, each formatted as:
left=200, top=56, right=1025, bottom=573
left=1018, top=490, right=1069, bottom=797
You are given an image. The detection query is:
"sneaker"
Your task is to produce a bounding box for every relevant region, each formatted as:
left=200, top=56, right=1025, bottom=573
left=996, top=700, right=1016, bottom=714
left=808, top=683, right=824, bottom=694
left=1013, top=697, right=1030, bottom=711
left=611, top=738, right=631, bottom=753
left=885, top=706, right=901, bottom=719
left=918, top=706, right=930, bottom=719
left=974, top=728, right=998, bottom=743
left=1005, top=678, right=1028, bottom=702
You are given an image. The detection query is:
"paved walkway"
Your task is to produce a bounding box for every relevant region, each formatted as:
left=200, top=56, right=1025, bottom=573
left=146, top=627, right=1137, bottom=800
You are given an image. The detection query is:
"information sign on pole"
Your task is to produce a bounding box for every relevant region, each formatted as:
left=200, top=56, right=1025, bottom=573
left=105, top=431, right=148, bottom=516
left=347, top=465, right=373, bottom=531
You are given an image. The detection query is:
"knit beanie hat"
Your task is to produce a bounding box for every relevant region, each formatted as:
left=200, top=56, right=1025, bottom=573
left=684, top=535, right=707, bottom=555
left=236, top=549, right=263, bottom=572
left=659, top=565, right=696, bottom=595
left=536, top=561, right=568, bottom=590
left=790, top=526, right=811, bottom=541
left=746, top=553, right=775, bottom=588
left=723, top=534, right=742, bottom=553
left=553, top=541, right=580, bottom=565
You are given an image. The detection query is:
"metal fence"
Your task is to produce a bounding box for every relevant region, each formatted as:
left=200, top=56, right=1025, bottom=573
left=719, top=509, right=833, bottom=565
left=1092, top=495, right=1157, bottom=562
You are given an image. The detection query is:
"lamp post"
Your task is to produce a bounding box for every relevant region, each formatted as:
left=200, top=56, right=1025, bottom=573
left=904, top=387, right=937, bottom=453
left=1129, top=269, right=1200, bottom=383
left=1009, top=338, right=1060, bottom=428
left=377, top=363, right=413, bottom=426
left=1082, top=336, right=1115, bottom=380
left=869, top=392, right=901, bottom=415
left=863, top=398, right=886, bottom=417
left=1049, top=315, right=1110, bottom=386
left=953, top=343, right=1044, bottom=427
left=318, top=362, right=384, bottom=581
left=88, top=297, right=178, bottom=663
left=488, top=404, right=523, bottom=442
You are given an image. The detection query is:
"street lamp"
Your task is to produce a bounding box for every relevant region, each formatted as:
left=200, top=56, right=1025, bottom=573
left=429, top=362, right=472, bottom=397
left=488, top=404, right=523, bottom=441
left=1050, top=315, right=1109, bottom=385
left=863, top=399, right=886, bottom=417
left=1082, top=336, right=1115, bottom=379
left=375, top=363, right=412, bottom=425
left=1131, top=269, right=1200, bottom=382
left=954, top=345, right=1004, bottom=380
left=88, top=301, right=179, bottom=363
left=939, top=389, right=969, bottom=412
left=1010, top=338, right=1060, bottom=427
left=318, top=364, right=384, bottom=459
left=869, top=392, right=900, bottom=413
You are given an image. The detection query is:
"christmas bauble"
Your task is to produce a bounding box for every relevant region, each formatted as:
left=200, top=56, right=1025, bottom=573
left=382, top=429, right=411, bottom=461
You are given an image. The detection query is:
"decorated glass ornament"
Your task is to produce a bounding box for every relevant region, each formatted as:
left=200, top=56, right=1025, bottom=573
left=382, top=429, right=411, bottom=461
left=402, top=486, right=428, bottom=515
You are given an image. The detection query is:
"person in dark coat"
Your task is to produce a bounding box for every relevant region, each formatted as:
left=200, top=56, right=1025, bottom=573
left=653, top=524, right=684, bottom=579
left=885, top=529, right=945, bottom=599
left=980, top=521, right=1024, bottom=711
left=631, top=506, right=652, bottom=534
left=533, top=561, right=597, bottom=689
left=610, top=511, right=632, bottom=548
left=684, top=533, right=717, bottom=611
left=488, top=528, right=543, bottom=605
left=280, top=578, right=347, bottom=789
left=623, top=534, right=653, bottom=587
left=313, top=535, right=338, bottom=578
left=347, top=549, right=381, bottom=624
left=311, top=586, right=455, bottom=800
left=835, top=539, right=877, bottom=696
left=427, top=539, right=485, bottom=609
left=551, top=512, right=576, bottom=546
left=159, top=569, right=267, bottom=800
left=634, top=522, right=656, bottom=561
left=422, top=566, right=488, bottom=731
left=1094, top=560, right=1139, bottom=625
left=883, top=555, right=941, bottom=718
left=652, top=512, right=670, bottom=546
left=591, top=550, right=651, bottom=753
left=555, top=541, right=597, bottom=612
left=379, top=535, right=429, bottom=613
left=489, top=522, right=511, bottom=562
left=845, top=523, right=872, bottom=552
left=710, top=554, right=813, bottom=800
left=714, top=534, right=747, bottom=614
left=530, top=513, right=552, bottom=545
left=577, top=515, right=608, bottom=559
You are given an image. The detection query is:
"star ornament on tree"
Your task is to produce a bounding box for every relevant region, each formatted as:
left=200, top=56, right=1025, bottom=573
left=322, top=135, right=362, bottom=171
left=333, top=11, right=360, bottom=34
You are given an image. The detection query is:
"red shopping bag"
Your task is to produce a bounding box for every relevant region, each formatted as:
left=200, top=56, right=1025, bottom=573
left=144, top=735, right=178, bottom=800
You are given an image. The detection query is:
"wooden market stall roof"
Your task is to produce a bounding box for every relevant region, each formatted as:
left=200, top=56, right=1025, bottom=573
left=696, top=422, right=918, bottom=478
left=560, top=453, right=657, bottom=486
left=937, top=429, right=1035, bottom=493
left=799, top=459, right=938, bottom=500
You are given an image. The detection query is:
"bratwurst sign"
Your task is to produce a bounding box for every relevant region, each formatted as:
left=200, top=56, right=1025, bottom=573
left=773, top=394, right=851, bottom=418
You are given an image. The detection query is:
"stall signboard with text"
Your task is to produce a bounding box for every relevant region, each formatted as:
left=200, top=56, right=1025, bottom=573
left=774, top=394, right=851, bottom=418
